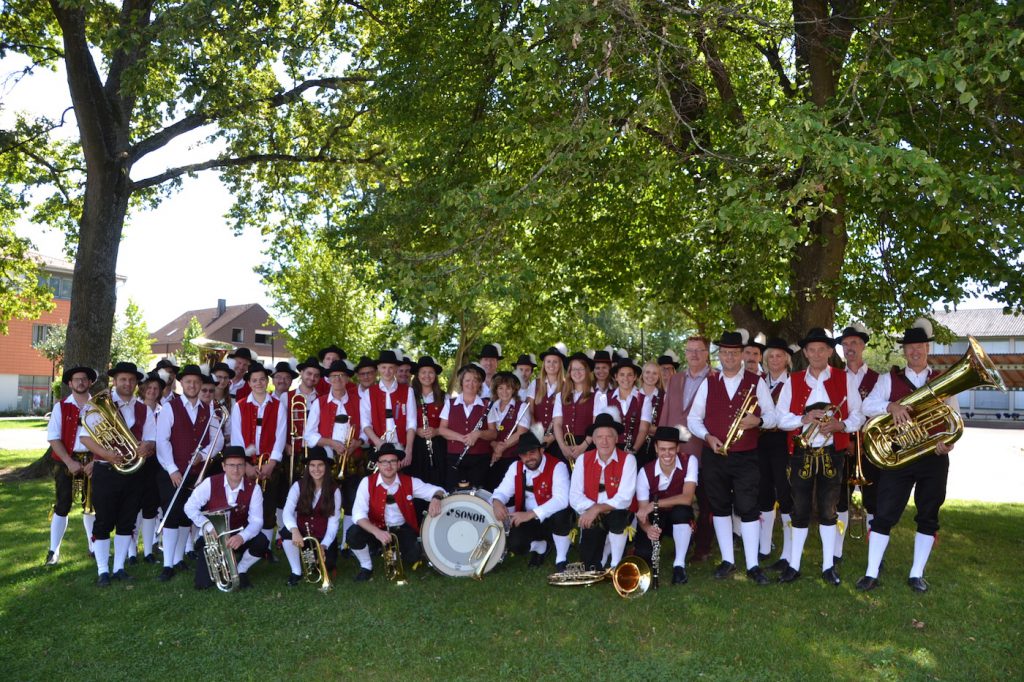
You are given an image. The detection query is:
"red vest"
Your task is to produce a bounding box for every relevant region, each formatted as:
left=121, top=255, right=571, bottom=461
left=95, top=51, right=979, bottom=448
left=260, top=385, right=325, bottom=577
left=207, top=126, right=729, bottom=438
left=56, top=400, right=83, bottom=460
left=786, top=369, right=851, bottom=454
left=367, top=473, right=418, bottom=531
left=562, top=391, right=595, bottom=438
left=368, top=383, right=410, bottom=438
left=889, top=367, right=936, bottom=402
left=703, top=371, right=762, bottom=452
left=857, top=368, right=880, bottom=400
left=534, top=384, right=558, bottom=431
left=168, top=398, right=211, bottom=474
left=235, top=383, right=252, bottom=403
left=445, top=397, right=490, bottom=456
left=206, top=474, right=256, bottom=531
left=494, top=400, right=523, bottom=458
left=641, top=456, right=689, bottom=500
left=648, top=389, right=664, bottom=431
left=316, top=392, right=359, bottom=440
left=612, top=390, right=645, bottom=448
left=514, top=454, right=559, bottom=510
left=582, top=450, right=628, bottom=502
left=770, top=380, right=785, bottom=404
left=120, top=400, right=149, bottom=440
left=237, top=395, right=281, bottom=462
left=297, top=488, right=331, bottom=541
left=416, top=396, right=442, bottom=428
left=316, top=377, right=331, bottom=396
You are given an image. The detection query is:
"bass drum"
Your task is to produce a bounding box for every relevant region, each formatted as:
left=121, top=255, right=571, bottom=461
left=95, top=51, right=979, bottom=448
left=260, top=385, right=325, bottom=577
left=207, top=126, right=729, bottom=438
left=421, top=490, right=506, bottom=577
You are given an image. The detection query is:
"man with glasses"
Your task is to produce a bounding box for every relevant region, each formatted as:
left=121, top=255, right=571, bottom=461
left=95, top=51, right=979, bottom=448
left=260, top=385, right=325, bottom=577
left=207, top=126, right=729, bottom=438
left=347, top=443, right=446, bottom=581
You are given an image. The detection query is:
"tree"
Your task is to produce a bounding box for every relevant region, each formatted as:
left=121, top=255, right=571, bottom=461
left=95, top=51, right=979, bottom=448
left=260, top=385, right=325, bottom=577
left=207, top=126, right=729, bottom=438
left=176, top=315, right=204, bottom=366
left=32, top=321, right=67, bottom=368
left=109, top=299, right=153, bottom=368
left=0, top=226, right=54, bottom=334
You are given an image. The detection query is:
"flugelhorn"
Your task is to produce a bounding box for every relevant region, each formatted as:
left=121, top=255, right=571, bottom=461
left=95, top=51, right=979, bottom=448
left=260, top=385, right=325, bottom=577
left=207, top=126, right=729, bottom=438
left=469, top=522, right=504, bottom=581
left=82, top=389, right=142, bottom=474
left=720, top=386, right=757, bottom=456
left=382, top=532, right=408, bottom=585
left=301, top=522, right=333, bottom=592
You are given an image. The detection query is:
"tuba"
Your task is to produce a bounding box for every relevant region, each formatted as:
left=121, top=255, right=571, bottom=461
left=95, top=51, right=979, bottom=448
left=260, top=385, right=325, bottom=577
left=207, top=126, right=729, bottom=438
left=193, top=337, right=235, bottom=368
left=300, top=523, right=333, bottom=593
left=863, top=336, right=1004, bottom=470
left=547, top=556, right=652, bottom=598
left=382, top=532, right=408, bottom=585
left=201, top=508, right=241, bottom=592
left=82, top=389, right=142, bottom=474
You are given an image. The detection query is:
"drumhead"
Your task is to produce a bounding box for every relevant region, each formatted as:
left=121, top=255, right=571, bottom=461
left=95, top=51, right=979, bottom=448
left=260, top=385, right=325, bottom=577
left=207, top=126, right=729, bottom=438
left=421, top=491, right=506, bottom=577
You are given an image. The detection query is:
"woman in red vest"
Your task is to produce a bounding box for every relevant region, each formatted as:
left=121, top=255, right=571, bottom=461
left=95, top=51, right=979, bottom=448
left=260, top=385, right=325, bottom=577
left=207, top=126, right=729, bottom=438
left=410, top=355, right=447, bottom=491
left=281, top=447, right=341, bottom=586
left=595, top=356, right=652, bottom=454
left=757, top=337, right=796, bottom=570
left=552, top=351, right=597, bottom=466
left=533, top=344, right=567, bottom=452
left=634, top=361, right=666, bottom=469
left=486, top=371, right=531, bottom=490
left=438, top=364, right=494, bottom=490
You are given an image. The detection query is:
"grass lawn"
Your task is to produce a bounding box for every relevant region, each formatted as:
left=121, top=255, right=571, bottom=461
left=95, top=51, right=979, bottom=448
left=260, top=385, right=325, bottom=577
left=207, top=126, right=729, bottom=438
left=0, top=418, right=47, bottom=430
left=0, top=450, right=1020, bottom=681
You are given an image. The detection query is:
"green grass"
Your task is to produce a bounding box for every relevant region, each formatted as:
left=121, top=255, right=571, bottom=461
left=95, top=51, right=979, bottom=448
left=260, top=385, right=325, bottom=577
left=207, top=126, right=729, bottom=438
left=0, top=418, right=47, bottom=430
left=0, top=461, right=1020, bottom=681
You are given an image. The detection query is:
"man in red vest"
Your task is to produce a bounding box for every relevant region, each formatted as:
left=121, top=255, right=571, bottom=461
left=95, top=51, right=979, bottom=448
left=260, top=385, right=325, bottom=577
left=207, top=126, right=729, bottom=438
left=775, top=328, right=864, bottom=585
left=184, top=446, right=268, bottom=589
left=687, top=330, right=777, bottom=585
left=80, top=362, right=157, bottom=587
left=360, top=349, right=417, bottom=464
left=315, top=344, right=346, bottom=395
left=569, top=412, right=638, bottom=570
left=44, top=365, right=97, bottom=566
left=491, top=426, right=572, bottom=571
left=347, top=444, right=446, bottom=581
left=858, top=318, right=959, bottom=593
left=227, top=347, right=254, bottom=400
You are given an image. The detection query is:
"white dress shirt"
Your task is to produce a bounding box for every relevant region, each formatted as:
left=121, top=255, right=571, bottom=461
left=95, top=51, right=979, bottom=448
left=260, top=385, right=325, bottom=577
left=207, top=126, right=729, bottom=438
left=439, top=393, right=487, bottom=422
left=360, top=379, right=417, bottom=449
left=82, top=393, right=156, bottom=447
left=569, top=450, right=638, bottom=514
left=686, top=371, right=778, bottom=441
left=283, top=482, right=342, bottom=547
left=229, top=392, right=287, bottom=461
left=305, top=392, right=357, bottom=458
left=862, top=366, right=959, bottom=418
left=594, top=387, right=653, bottom=423
left=156, top=396, right=213, bottom=474
left=184, top=476, right=264, bottom=543
left=635, top=455, right=699, bottom=501
left=775, top=366, right=864, bottom=448
left=47, top=395, right=89, bottom=452
left=492, top=456, right=569, bottom=521
left=352, top=475, right=444, bottom=527
left=487, top=399, right=532, bottom=435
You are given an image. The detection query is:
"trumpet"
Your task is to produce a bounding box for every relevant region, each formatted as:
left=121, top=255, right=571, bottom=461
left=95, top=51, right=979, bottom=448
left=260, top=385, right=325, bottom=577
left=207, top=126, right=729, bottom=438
left=794, top=397, right=848, bottom=451
left=72, top=453, right=94, bottom=514
left=547, top=556, right=652, bottom=598
left=300, top=522, right=333, bottom=592
left=255, top=452, right=269, bottom=492
left=82, top=389, right=142, bottom=474
left=720, top=386, right=757, bottom=456
left=564, top=428, right=577, bottom=471
left=382, top=532, right=408, bottom=585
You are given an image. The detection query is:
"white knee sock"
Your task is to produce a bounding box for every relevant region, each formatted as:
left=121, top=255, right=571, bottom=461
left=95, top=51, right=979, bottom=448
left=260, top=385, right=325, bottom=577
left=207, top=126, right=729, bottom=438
left=865, top=531, right=889, bottom=578
left=608, top=533, right=627, bottom=566
left=352, top=546, right=372, bottom=570
left=50, top=514, right=69, bottom=553
left=552, top=534, right=571, bottom=562
left=262, top=528, right=274, bottom=544
left=112, top=534, right=132, bottom=572
left=910, top=532, right=935, bottom=579
left=236, top=549, right=260, bottom=574
left=174, top=525, right=190, bottom=564
left=672, top=524, right=692, bottom=567
left=282, top=541, right=302, bottom=574
left=93, top=538, right=110, bottom=575
left=530, top=540, right=548, bottom=555
left=83, top=513, right=95, bottom=552
left=161, top=528, right=179, bottom=568
left=835, top=510, right=849, bottom=558
left=790, top=527, right=809, bottom=571
left=712, top=516, right=734, bottom=564
left=740, top=520, right=760, bottom=570
left=780, top=513, right=792, bottom=563
left=141, top=516, right=156, bottom=556
left=820, top=524, right=837, bottom=570
left=128, top=512, right=142, bottom=557
left=759, top=509, right=775, bottom=555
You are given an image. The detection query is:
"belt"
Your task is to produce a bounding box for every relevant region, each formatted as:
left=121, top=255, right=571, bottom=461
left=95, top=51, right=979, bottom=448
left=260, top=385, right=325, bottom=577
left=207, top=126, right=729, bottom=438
left=333, top=414, right=349, bottom=424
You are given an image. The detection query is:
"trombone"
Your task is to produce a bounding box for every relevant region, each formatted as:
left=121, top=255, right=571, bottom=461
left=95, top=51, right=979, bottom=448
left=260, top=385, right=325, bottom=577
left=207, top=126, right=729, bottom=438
left=289, top=392, right=307, bottom=485
left=848, top=433, right=871, bottom=540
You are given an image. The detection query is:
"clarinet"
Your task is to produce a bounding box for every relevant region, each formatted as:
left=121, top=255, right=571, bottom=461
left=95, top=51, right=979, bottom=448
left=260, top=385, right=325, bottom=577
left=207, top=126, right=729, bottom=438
left=645, top=390, right=660, bottom=451
left=650, top=493, right=661, bottom=590
left=453, top=406, right=488, bottom=470
left=419, top=394, right=434, bottom=468
left=624, top=409, right=638, bottom=453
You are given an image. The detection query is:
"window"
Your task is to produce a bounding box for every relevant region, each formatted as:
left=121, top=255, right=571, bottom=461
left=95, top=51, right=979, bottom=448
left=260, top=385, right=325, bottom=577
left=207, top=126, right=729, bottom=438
left=38, top=274, right=73, bottom=299
left=32, top=324, right=53, bottom=344
left=980, top=339, right=1010, bottom=354
left=254, top=333, right=271, bottom=345
left=974, top=389, right=1009, bottom=410
left=17, top=376, right=53, bottom=414
left=231, top=328, right=244, bottom=343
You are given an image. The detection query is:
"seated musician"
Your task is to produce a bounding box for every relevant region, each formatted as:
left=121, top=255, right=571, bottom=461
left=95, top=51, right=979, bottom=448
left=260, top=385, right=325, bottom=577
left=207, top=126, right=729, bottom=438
left=568, top=412, right=638, bottom=570
left=491, top=426, right=572, bottom=571
left=184, top=446, right=268, bottom=590
left=634, top=426, right=698, bottom=585
left=347, top=444, right=446, bottom=581
left=281, top=448, right=342, bottom=586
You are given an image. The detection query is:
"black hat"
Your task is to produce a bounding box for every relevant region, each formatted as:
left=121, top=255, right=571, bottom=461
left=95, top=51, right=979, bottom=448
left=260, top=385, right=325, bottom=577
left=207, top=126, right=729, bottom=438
left=612, top=356, right=642, bottom=376
left=376, top=349, right=401, bottom=365
left=61, top=366, right=97, bottom=384
left=539, top=343, right=569, bottom=363
left=210, top=362, right=235, bottom=379
left=592, top=347, right=614, bottom=364
left=373, top=443, right=403, bottom=462
left=567, top=351, right=595, bottom=371
left=491, top=370, right=521, bottom=390
left=177, top=364, right=205, bottom=380
left=243, top=363, right=270, bottom=381
left=155, top=357, right=180, bottom=372
left=271, top=361, right=299, bottom=379
left=652, top=425, right=691, bottom=444
left=457, top=363, right=486, bottom=382
left=898, top=318, right=934, bottom=345
left=399, top=354, right=414, bottom=368
left=838, top=322, right=870, bottom=344
left=479, top=343, right=503, bottom=360
left=743, top=331, right=767, bottom=352
left=798, top=328, right=838, bottom=348
left=414, top=355, right=444, bottom=374
left=354, top=356, right=378, bottom=372
left=221, top=446, right=247, bottom=462
left=656, top=350, right=680, bottom=369
left=514, top=430, right=544, bottom=456
left=107, top=361, right=144, bottom=382
left=228, top=347, right=254, bottom=361
left=765, top=337, right=796, bottom=356
left=296, top=356, right=322, bottom=373
left=141, top=371, right=166, bottom=391
left=514, top=353, right=538, bottom=368
left=587, top=411, right=625, bottom=436
left=201, top=373, right=216, bottom=386
left=317, top=345, right=347, bottom=362
left=303, top=447, right=331, bottom=465
left=325, top=360, right=355, bottom=377
left=715, top=331, right=745, bottom=349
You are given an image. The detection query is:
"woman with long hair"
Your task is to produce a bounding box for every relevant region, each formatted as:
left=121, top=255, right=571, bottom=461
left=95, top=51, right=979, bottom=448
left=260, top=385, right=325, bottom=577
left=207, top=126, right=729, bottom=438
left=532, top=344, right=567, bottom=452
left=634, top=361, right=666, bottom=469
left=552, top=351, right=597, bottom=467
left=282, top=447, right=341, bottom=586
left=411, top=356, right=447, bottom=491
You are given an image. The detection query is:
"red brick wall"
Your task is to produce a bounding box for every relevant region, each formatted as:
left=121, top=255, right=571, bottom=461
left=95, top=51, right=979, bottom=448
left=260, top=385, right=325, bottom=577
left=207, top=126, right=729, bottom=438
left=0, top=300, right=71, bottom=376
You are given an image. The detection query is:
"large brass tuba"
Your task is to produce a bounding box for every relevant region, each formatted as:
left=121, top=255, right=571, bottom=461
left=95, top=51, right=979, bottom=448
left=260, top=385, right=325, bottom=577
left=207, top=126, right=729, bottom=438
left=202, top=508, right=241, bottom=592
left=863, top=336, right=1005, bottom=470
left=547, top=556, right=652, bottom=598
left=82, top=389, right=142, bottom=474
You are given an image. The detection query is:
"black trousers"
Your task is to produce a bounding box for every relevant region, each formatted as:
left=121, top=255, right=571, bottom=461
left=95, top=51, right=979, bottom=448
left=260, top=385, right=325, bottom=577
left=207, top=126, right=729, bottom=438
left=445, top=453, right=489, bottom=491
left=157, top=469, right=199, bottom=529
left=340, top=473, right=364, bottom=517
left=486, top=457, right=516, bottom=493
left=346, top=523, right=422, bottom=566
left=788, top=447, right=845, bottom=528
left=758, top=431, right=792, bottom=514
left=578, top=509, right=630, bottom=570
left=506, top=508, right=574, bottom=555
left=51, top=459, right=76, bottom=516
left=700, top=446, right=760, bottom=521
left=194, top=533, right=269, bottom=589
left=633, top=505, right=694, bottom=565
left=139, top=457, right=161, bottom=520
left=634, top=436, right=656, bottom=470
left=870, top=454, right=949, bottom=536
left=259, top=466, right=284, bottom=529
left=278, top=528, right=340, bottom=571
left=91, top=463, right=143, bottom=539
left=410, top=435, right=446, bottom=487
left=277, top=453, right=302, bottom=509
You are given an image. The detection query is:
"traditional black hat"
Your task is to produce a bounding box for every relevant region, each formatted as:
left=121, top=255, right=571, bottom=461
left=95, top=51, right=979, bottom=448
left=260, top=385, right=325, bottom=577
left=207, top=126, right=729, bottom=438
left=325, top=360, right=355, bottom=377
left=898, top=318, right=934, bottom=345
left=243, top=363, right=270, bottom=381
left=221, top=446, right=247, bottom=462
left=539, top=343, right=569, bottom=363
left=764, top=337, right=796, bottom=356
left=592, top=347, right=614, bottom=364
left=376, top=349, right=401, bottom=365
left=270, top=361, right=299, bottom=379
left=399, top=353, right=414, bottom=368
left=587, top=411, right=625, bottom=436
left=107, top=361, right=144, bottom=382
left=837, top=322, right=870, bottom=344
left=141, top=370, right=166, bottom=391
left=567, top=351, right=595, bottom=371
left=491, top=370, right=521, bottom=390
left=155, top=357, right=180, bottom=373
left=303, top=447, right=331, bottom=465
left=479, top=343, right=503, bottom=360
left=414, top=355, right=444, bottom=374
left=61, top=366, right=97, bottom=384
left=228, top=347, right=254, bottom=361
left=514, top=353, right=538, bottom=368
left=457, top=363, right=487, bottom=382
left=373, top=443, right=403, bottom=462
left=211, top=361, right=236, bottom=379
left=177, top=364, right=205, bottom=381
left=514, top=429, right=544, bottom=456
left=798, top=328, right=838, bottom=348
left=201, top=373, right=216, bottom=385
left=354, top=355, right=378, bottom=372
left=656, top=350, right=680, bottom=369
left=612, top=356, right=642, bottom=376
left=317, top=345, right=347, bottom=362
left=652, top=425, right=691, bottom=444
left=296, top=356, right=322, bottom=373
left=715, top=331, right=745, bottom=349
left=743, top=331, right=767, bottom=352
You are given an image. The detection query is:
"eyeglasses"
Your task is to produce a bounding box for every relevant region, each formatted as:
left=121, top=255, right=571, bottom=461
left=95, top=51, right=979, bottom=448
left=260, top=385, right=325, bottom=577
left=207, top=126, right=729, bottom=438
left=377, top=459, right=399, bottom=466
left=223, top=462, right=245, bottom=468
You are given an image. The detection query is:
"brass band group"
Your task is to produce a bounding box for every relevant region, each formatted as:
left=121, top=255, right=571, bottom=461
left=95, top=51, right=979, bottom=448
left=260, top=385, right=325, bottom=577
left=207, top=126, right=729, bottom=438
left=43, top=316, right=1003, bottom=594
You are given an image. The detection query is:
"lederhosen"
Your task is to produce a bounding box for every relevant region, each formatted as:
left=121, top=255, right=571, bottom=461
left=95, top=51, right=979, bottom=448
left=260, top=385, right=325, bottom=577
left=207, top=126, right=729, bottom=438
left=633, top=456, right=694, bottom=564
left=194, top=475, right=268, bottom=588
left=159, top=398, right=212, bottom=529
left=577, top=450, right=634, bottom=570
left=346, top=473, right=423, bottom=565
left=51, top=399, right=89, bottom=517
left=758, top=378, right=791, bottom=516
left=238, top=395, right=283, bottom=530
left=700, top=371, right=763, bottom=522
left=91, top=400, right=149, bottom=539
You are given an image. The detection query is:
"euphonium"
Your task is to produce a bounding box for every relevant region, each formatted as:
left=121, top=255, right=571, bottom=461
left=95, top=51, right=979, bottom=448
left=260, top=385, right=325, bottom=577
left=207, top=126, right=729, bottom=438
left=301, top=523, right=332, bottom=593
left=863, top=336, right=1005, bottom=470
left=720, top=385, right=757, bottom=456
left=82, top=389, right=142, bottom=474
left=201, top=508, right=241, bottom=592
left=382, top=532, right=408, bottom=585
left=547, top=556, right=652, bottom=598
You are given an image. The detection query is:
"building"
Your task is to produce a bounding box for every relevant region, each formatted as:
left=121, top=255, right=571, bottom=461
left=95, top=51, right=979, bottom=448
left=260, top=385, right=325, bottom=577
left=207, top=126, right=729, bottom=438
left=0, top=252, right=125, bottom=414
left=150, top=300, right=292, bottom=366
left=931, top=307, right=1024, bottom=420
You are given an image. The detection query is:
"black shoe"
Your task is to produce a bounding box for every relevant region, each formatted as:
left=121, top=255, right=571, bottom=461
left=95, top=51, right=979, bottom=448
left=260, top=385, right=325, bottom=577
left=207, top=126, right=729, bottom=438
left=143, top=553, right=158, bottom=565
left=527, top=551, right=544, bottom=568
left=185, top=550, right=197, bottom=561
left=44, top=550, right=60, bottom=566
left=111, top=569, right=133, bottom=582
left=856, top=575, right=879, bottom=591
left=833, top=555, right=843, bottom=567
left=822, top=566, right=841, bottom=586
left=713, top=561, right=736, bottom=580
left=340, top=547, right=353, bottom=559
left=768, top=558, right=790, bottom=572
left=286, top=573, right=302, bottom=587
left=354, top=568, right=373, bottom=582
left=746, top=566, right=770, bottom=585
left=238, top=573, right=253, bottom=590
left=779, top=566, right=801, bottom=583
left=127, top=555, right=138, bottom=566
left=758, top=552, right=770, bottom=563
left=157, top=567, right=175, bottom=582
left=554, top=561, right=567, bottom=573
left=907, top=576, right=929, bottom=593
left=96, top=572, right=111, bottom=587
left=173, top=560, right=189, bottom=572
left=672, top=566, right=688, bottom=585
